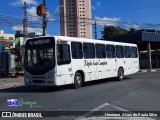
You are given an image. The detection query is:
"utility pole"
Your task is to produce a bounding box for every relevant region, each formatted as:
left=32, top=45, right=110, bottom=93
left=23, top=1, right=28, bottom=42
left=42, top=0, right=47, bottom=36
left=94, top=20, right=97, bottom=39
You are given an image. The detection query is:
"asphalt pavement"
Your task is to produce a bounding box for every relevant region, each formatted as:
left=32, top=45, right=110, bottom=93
left=0, top=72, right=160, bottom=120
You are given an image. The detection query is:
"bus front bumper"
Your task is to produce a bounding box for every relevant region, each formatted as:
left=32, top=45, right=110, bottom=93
left=24, top=78, right=56, bottom=86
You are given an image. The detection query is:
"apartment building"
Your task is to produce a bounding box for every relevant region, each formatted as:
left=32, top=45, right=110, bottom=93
left=60, top=0, right=92, bottom=39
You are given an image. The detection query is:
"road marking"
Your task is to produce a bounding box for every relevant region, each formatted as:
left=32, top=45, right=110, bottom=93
left=75, top=103, right=110, bottom=120
left=75, top=102, right=156, bottom=120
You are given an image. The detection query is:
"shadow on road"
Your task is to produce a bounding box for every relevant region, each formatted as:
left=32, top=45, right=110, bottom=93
left=84, top=77, right=131, bottom=87
left=0, top=77, right=131, bottom=93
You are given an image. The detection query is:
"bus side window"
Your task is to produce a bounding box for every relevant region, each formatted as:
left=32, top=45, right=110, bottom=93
left=71, top=42, right=83, bottom=59
left=57, top=44, right=71, bottom=65
left=83, top=43, right=95, bottom=59
left=124, top=46, right=131, bottom=58
left=95, top=44, right=106, bottom=58
left=116, top=45, right=124, bottom=58
left=131, top=47, right=138, bottom=58
left=106, top=45, right=115, bottom=58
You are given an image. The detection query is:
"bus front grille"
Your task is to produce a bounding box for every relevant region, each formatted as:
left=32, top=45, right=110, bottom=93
left=32, top=80, right=44, bottom=84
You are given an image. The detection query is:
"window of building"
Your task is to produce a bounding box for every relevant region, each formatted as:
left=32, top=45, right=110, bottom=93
left=106, top=45, right=115, bottom=58
left=116, top=45, right=124, bottom=58
left=9, top=37, right=13, bottom=40
left=131, top=47, right=138, bottom=58
left=83, top=43, right=95, bottom=59
left=95, top=44, right=106, bottom=58
left=0, top=36, right=4, bottom=39
left=124, top=46, right=131, bottom=58
left=71, top=42, right=83, bottom=59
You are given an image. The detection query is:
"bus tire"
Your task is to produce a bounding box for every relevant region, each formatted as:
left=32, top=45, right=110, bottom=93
left=74, top=72, right=83, bottom=89
left=118, top=68, right=124, bottom=81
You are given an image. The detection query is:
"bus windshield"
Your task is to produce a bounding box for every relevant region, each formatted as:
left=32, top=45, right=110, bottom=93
left=24, top=37, right=55, bottom=75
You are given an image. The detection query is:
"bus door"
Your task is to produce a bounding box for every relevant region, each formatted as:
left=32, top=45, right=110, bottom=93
left=116, top=45, right=125, bottom=74
left=83, top=43, right=97, bottom=81
left=131, top=47, right=139, bottom=73
left=123, top=46, right=132, bottom=75
left=95, top=44, right=107, bottom=79
left=56, top=43, right=73, bottom=85
left=106, top=45, right=117, bottom=77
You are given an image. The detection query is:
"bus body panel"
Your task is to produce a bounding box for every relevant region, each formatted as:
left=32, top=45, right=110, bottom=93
left=123, top=58, right=132, bottom=75
left=106, top=58, right=117, bottom=78
left=24, top=36, right=139, bottom=87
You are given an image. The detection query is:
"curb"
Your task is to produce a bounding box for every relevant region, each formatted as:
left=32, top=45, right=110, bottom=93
left=139, top=69, right=160, bottom=72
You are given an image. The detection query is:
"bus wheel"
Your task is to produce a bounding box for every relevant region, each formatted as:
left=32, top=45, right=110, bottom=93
left=74, top=72, right=83, bottom=88
left=118, top=68, right=124, bottom=81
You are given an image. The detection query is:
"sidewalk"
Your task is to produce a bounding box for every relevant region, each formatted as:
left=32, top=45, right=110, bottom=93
left=0, top=76, right=24, bottom=89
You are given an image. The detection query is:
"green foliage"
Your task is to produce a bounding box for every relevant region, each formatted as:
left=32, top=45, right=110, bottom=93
left=101, top=26, right=129, bottom=40
left=15, top=62, right=24, bottom=71
left=101, top=26, right=160, bottom=40
left=15, top=30, right=24, bottom=38
left=129, top=28, right=137, bottom=33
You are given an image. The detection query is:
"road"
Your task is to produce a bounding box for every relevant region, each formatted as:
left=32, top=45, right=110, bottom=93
left=0, top=72, right=160, bottom=120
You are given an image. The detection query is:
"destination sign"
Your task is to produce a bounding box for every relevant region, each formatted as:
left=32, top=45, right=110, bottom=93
left=29, top=39, right=50, bottom=45
left=26, top=37, right=55, bottom=46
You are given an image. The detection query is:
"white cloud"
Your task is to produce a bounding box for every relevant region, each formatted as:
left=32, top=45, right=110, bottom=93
left=27, top=7, right=55, bottom=22
left=27, top=7, right=39, bottom=21
left=10, top=0, right=38, bottom=6
left=12, top=25, right=42, bottom=35
left=126, top=24, right=140, bottom=29
left=46, top=12, right=55, bottom=22
left=95, top=17, right=141, bottom=29
left=95, top=17, right=121, bottom=27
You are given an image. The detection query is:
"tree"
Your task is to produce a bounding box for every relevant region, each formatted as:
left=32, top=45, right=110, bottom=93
left=10, top=39, right=23, bottom=77
left=101, top=26, right=128, bottom=40
left=15, top=30, right=24, bottom=38
left=129, top=28, right=137, bottom=33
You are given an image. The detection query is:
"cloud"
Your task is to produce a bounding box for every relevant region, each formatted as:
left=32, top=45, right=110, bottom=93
left=95, top=17, right=141, bottom=29
left=125, top=23, right=140, bottom=29
left=12, top=25, right=42, bottom=35
left=95, top=17, right=121, bottom=27
left=27, top=7, right=55, bottom=22
left=92, top=1, right=101, bottom=10
left=27, top=7, right=39, bottom=21
left=10, top=0, right=38, bottom=6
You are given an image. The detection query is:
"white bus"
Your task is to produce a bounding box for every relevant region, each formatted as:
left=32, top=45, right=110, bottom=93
left=24, top=36, right=139, bottom=88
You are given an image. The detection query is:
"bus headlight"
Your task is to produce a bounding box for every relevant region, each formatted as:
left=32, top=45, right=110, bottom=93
left=24, top=72, right=31, bottom=79
left=45, top=72, right=54, bottom=79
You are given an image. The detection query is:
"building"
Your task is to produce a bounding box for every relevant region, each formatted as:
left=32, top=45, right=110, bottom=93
left=108, top=31, right=160, bottom=69
left=0, top=30, right=15, bottom=40
left=60, top=0, right=92, bottom=39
